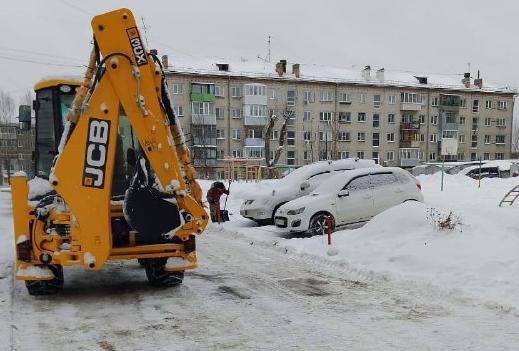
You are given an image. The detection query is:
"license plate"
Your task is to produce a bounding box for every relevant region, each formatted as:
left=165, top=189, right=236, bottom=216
left=275, top=218, right=285, bottom=226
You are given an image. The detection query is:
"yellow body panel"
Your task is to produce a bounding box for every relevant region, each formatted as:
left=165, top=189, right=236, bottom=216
left=34, top=79, right=81, bottom=92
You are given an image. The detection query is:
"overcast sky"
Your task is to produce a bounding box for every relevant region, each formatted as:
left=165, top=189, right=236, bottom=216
left=1, top=0, right=518, bottom=105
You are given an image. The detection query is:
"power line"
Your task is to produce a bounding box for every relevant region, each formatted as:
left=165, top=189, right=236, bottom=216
left=0, top=47, right=84, bottom=64
left=55, top=0, right=93, bottom=16
left=0, top=54, right=84, bottom=68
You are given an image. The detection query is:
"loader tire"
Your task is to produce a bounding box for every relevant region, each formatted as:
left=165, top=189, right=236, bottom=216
left=25, top=265, right=64, bottom=296
left=143, top=258, right=184, bottom=287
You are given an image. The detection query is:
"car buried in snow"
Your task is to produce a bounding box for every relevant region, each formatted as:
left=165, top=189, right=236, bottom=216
left=274, top=167, right=424, bottom=235
left=240, top=159, right=378, bottom=225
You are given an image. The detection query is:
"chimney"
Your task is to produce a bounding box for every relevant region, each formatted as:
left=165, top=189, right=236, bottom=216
left=362, top=65, right=371, bottom=80
left=280, top=59, right=287, bottom=73
left=474, top=70, right=483, bottom=89
left=161, top=55, right=169, bottom=69
left=462, top=72, right=470, bottom=88
left=275, top=62, right=284, bottom=77
left=292, top=63, right=300, bottom=78
left=216, top=63, right=229, bottom=72
left=376, top=68, right=384, bottom=81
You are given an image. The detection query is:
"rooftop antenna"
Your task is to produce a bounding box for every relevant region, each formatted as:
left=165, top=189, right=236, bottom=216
left=141, top=16, right=150, bottom=48
left=267, top=35, right=271, bottom=63
left=467, top=62, right=471, bottom=76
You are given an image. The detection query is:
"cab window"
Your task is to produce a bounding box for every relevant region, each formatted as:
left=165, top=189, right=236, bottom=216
left=345, top=175, right=371, bottom=191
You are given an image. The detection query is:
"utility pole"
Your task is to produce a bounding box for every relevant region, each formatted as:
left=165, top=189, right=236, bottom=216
left=267, top=35, right=271, bottom=63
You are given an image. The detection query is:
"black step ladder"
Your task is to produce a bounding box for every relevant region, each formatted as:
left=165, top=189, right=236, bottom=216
left=499, top=185, right=519, bottom=207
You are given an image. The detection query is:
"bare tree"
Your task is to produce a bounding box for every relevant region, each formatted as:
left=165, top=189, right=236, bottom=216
left=512, top=121, right=519, bottom=154
left=0, top=90, right=15, bottom=123
left=20, top=89, right=34, bottom=107
left=263, top=108, right=292, bottom=177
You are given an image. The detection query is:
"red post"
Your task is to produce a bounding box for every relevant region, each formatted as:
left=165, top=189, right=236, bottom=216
left=327, top=215, right=332, bottom=245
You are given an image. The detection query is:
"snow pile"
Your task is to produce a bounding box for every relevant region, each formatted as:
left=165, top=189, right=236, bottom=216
left=16, top=265, right=54, bottom=279
left=27, top=177, right=52, bottom=199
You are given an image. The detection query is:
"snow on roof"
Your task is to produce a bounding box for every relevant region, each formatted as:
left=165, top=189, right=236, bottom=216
left=166, top=56, right=516, bottom=94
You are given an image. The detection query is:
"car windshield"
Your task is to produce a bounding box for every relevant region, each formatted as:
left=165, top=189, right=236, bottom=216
left=278, top=163, right=331, bottom=184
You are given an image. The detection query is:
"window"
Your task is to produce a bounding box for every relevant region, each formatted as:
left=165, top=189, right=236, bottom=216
left=303, top=91, right=315, bottom=103
left=445, top=112, right=456, bottom=124
left=496, top=135, right=505, bottom=144
left=419, top=134, right=425, bottom=142
left=269, top=88, right=278, bottom=99
left=371, top=172, right=398, bottom=188
left=245, top=85, right=266, bottom=96
left=358, top=112, right=366, bottom=122
left=303, top=151, right=311, bottom=160
left=338, top=112, right=351, bottom=123
left=459, top=116, right=466, bottom=125
left=388, top=114, right=395, bottom=123
left=386, top=133, right=395, bottom=142
left=303, top=111, right=311, bottom=121
left=192, top=101, right=214, bottom=115
left=471, top=152, right=478, bottom=161
left=471, top=134, right=478, bottom=148
left=430, top=133, right=437, bottom=142
left=496, top=152, right=504, bottom=160
left=175, top=105, right=184, bottom=117
left=373, top=95, right=382, bottom=109
left=386, top=151, right=394, bottom=161
left=484, top=135, right=491, bottom=144
left=18, top=140, right=23, bottom=148
left=215, top=85, right=224, bottom=97
left=429, top=152, right=436, bottom=161
left=346, top=175, right=370, bottom=191
left=459, top=134, right=465, bottom=143
left=231, top=86, right=242, bottom=98
left=216, top=129, right=225, bottom=139
left=388, top=95, right=397, bottom=104
left=287, top=90, right=296, bottom=106
left=287, top=131, right=295, bottom=145
left=231, top=109, right=242, bottom=118
left=319, top=151, right=328, bottom=160
left=430, top=115, right=438, bottom=125
left=357, top=132, right=366, bottom=142
left=338, top=92, right=351, bottom=103
left=303, top=131, right=311, bottom=141
left=431, top=97, right=439, bottom=107
left=247, top=105, right=267, bottom=117
left=320, top=90, right=333, bottom=102
left=400, top=92, right=422, bottom=104
left=232, top=149, right=242, bottom=158
left=497, top=100, right=507, bottom=110
left=359, top=93, right=367, bottom=103
left=271, top=130, right=279, bottom=140
left=442, top=130, right=457, bottom=139
left=232, top=129, right=241, bottom=140
left=287, top=151, right=295, bottom=165
left=171, top=83, right=183, bottom=94
left=472, top=117, right=479, bottom=131
left=484, top=117, right=491, bottom=126
left=357, top=151, right=365, bottom=159
left=319, top=131, right=333, bottom=141
left=459, top=98, right=467, bottom=108
left=319, top=111, right=333, bottom=122
left=217, top=150, right=225, bottom=159
left=372, top=151, right=379, bottom=164
left=485, top=100, right=492, bottom=109
left=419, top=115, right=425, bottom=124
left=496, top=118, right=506, bottom=127
left=372, top=133, right=380, bottom=147
left=215, top=107, right=225, bottom=119
left=483, top=153, right=490, bottom=160
left=372, top=114, right=380, bottom=128
left=338, top=151, right=349, bottom=159
left=472, top=99, right=479, bottom=113
left=457, top=152, right=465, bottom=160
left=337, top=131, right=350, bottom=141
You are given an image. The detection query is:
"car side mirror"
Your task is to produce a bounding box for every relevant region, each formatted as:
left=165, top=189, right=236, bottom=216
left=338, top=189, right=349, bottom=198
left=18, top=104, right=32, bottom=131
left=300, top=181, right=310, bottom=191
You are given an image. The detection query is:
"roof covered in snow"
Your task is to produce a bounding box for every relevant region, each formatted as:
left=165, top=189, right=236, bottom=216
left=165, top=56, right=516, bottom=94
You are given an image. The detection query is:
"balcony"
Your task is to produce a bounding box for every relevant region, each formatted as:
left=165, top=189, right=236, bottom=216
left=399, top=148, right=421, bottom=168
left=193, top=137, right=217, bottom=147
left=243, top=138, right=265, bottom=148
left=191, top=114, right=216, bottom=125
left=399, top=140, right=421, bottom=148
left=400, top=102, right=422, bottom=111
left=244, top=116, right=268, bottom=126
left=400, top=122, right=420, bottom=130
left=191, top=82, right=215, bottom=102
left=193, top=158, right=217, bottom=167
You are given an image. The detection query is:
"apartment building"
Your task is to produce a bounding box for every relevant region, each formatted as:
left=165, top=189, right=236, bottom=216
left=164, top=57, right=515, bottom=178
left=0, top=122, right=35, bottom=185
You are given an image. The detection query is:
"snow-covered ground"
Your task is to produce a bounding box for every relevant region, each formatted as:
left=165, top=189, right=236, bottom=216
left=1, top=174, right=519, bottom=350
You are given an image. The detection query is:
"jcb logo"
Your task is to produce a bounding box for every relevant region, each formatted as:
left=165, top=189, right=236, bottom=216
left=83, top=119, right=110, bottom=188
left=126, top=27, right=148, bottom=66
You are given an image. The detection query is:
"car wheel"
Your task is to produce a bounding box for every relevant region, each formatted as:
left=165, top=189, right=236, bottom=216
left=271, top=202, right=287, bottom=224
left=308, top=213, right=335, bottom=236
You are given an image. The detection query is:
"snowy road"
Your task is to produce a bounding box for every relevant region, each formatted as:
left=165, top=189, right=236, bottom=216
left=1, top=191, right=519, bottom=350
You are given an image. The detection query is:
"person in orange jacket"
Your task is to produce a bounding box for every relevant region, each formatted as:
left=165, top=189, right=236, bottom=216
left=206, top=181, right=229, bottom=222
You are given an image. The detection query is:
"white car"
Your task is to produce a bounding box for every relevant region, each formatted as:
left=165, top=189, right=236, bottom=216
left=240, top=159, right=378, bottom=225
left=274, top=167, right=423, bottom=235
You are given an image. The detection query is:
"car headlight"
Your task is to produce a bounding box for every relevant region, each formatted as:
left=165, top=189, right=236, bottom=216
left=244, top=200, right=254, bottom=205
left=287, top=207, right=305, bottom=215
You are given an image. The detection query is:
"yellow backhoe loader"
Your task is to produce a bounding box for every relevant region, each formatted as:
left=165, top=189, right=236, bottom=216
left=10, top=8, right=208, bottom=295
